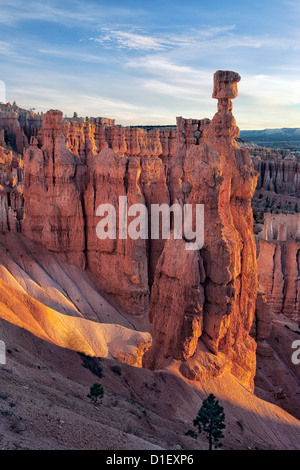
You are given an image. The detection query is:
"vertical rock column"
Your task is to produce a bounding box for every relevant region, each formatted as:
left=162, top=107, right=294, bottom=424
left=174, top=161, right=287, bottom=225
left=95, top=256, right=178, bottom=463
left=84, top=147, right=150, bottom=316
left=22, top=110, right=86, bottom=269
left=143, top=71, right=258, bottom=391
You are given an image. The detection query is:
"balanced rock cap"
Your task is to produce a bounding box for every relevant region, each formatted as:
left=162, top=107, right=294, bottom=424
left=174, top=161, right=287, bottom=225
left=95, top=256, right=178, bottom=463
left=212, top=70, right=241, bottom=100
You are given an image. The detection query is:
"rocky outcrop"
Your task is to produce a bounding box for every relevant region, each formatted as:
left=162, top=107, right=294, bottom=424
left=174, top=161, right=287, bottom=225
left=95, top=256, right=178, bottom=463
left=256, top=213, right=300, bottom=322
left=251, top=292, right=274, bottom=357
left=143, top=71, right=259, bottom=391
left=253, top=157, right=300, bottom=197
left=22, top=110, right=86, bottom=270
left=1, top=71, right=259, bottom=390
left=84, top=147, right=150, bottom=315
left=261, top=213, right=300, bottom=241
left=21, top=110, right=172, bottom=315
left=143, top=236, right=205, bottom=368
left=0, top=110, right=27, bottom=155
left=0, top=144, right=23, bottom=232
left=237, top=138, right=293, bottom=160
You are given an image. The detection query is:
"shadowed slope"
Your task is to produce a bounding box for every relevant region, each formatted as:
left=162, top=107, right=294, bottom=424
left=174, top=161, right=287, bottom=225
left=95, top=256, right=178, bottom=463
left=0, top=317, right=300, bottom=450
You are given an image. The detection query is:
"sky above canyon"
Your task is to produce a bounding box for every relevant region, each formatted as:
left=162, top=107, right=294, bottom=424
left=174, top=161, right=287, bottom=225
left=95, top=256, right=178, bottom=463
left=0, top=0, right=299, bottom=129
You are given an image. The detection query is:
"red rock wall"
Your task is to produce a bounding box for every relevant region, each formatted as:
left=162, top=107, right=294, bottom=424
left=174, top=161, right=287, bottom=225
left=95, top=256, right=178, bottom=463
left=0, top=72, right=260, bottom=390
left=0, top=144, right=23, bottom=232
left=253, top=157, right=300, bottom=197
left=256, top=212, right=300, bottom=322
left=144, top=71, right=258, bottom=391
left=257, top=239, right=300, bottom=322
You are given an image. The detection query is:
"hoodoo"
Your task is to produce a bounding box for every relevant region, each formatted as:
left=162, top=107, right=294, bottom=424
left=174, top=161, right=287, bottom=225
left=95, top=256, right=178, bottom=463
left=143, top=71, right=259, bottom=392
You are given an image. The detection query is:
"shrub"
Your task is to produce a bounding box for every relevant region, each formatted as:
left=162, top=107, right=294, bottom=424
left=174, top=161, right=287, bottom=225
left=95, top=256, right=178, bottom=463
left=87, top=383, right=104, bottom=404
left=111, top=365, right=122, bottom=376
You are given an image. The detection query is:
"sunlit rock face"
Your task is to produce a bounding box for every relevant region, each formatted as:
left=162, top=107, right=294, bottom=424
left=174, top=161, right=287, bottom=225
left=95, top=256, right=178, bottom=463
left=143, top=70, right=258, bottom=392
left=21, top=111, right=172, bottom=315
left=84, top=148, right=150, bottom=316
left=0, top=72, right=259, bottom=390
left=22, top=110, right=86, bottom=270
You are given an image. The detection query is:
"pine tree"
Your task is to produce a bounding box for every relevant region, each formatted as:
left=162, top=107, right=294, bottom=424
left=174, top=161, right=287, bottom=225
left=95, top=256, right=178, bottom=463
left=193, top=394, right=226, bottom=450
left=87, top=382, right=104, bottom=404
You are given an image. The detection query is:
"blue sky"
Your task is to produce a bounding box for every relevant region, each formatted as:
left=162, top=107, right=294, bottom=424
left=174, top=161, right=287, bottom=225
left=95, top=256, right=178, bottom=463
left=0, top=0, right=300, bottom=129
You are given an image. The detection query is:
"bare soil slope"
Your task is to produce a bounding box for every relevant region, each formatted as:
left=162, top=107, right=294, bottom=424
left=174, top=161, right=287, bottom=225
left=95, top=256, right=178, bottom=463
left=1, top=318, right=300, bottom=450
left=0, top=233, right=300, bottom=450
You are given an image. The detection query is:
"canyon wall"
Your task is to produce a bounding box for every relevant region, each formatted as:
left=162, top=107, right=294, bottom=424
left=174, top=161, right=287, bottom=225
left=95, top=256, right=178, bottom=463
left=0, top=72, right=265, bottom=391
left=0, top=143, right=23, bottom=232
left=252, top=157, right=300, bottom=197
left=256, top=213, right=300, bottom=322
left=143, top=71, right=258, bottom=391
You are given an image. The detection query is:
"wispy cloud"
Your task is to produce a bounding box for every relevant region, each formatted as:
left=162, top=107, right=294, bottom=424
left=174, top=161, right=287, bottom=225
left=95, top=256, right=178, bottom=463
left=0, top=41, right=15, bottom=55
left=126, top=57, right=213, bottom=104
left=0, top=0, right=95, bottom=25
left=0, top=0, right=146, bottom=27
left=82, top=94, right=139, bottom=111
left=91, top=30, right=171, bottom=51
left=235, top=72, right=300, bottom=129
left=127, top=57, right=212, bottom=82
left=241, top=74, right=300, bottom=106
left=90, top=22, right=300, bottom=68
left=0, top=40, right=41, bottom=66
left=142, top=80, right=211, bottom=104
left=90, top=25, right=238, bottom=52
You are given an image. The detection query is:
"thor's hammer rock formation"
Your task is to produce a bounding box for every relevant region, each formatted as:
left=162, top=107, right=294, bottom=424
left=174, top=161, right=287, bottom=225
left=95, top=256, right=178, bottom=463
left=143, top=71, right=259, bottom=391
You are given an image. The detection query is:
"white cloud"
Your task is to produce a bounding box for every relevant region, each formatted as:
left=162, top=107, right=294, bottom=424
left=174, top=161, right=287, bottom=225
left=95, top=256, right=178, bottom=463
left=142, top=79, right=211, bottom=103
left=241, top=74, right=300, bottom=106
left=0, top=41, right=15, bottom=55
left=82, top=94, right=139, bottom=111
left=0, top=1, right=91, bottom=25
left=127, top=56, right=212, bottom=84
left=89, top=24, right=279, bottom=58
left=90, top=25, right=238, bottom=52
left=91, top=30, right=171, bottom=51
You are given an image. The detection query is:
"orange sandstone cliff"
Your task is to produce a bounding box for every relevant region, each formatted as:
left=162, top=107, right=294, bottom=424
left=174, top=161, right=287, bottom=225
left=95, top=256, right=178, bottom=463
left=0, top=72, right=274, bottom=394
left=1, top=75, right=300, bottom=450
left=143, top=71, right=258, bottom=391
left=256, top=213, right=300, bottom=322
